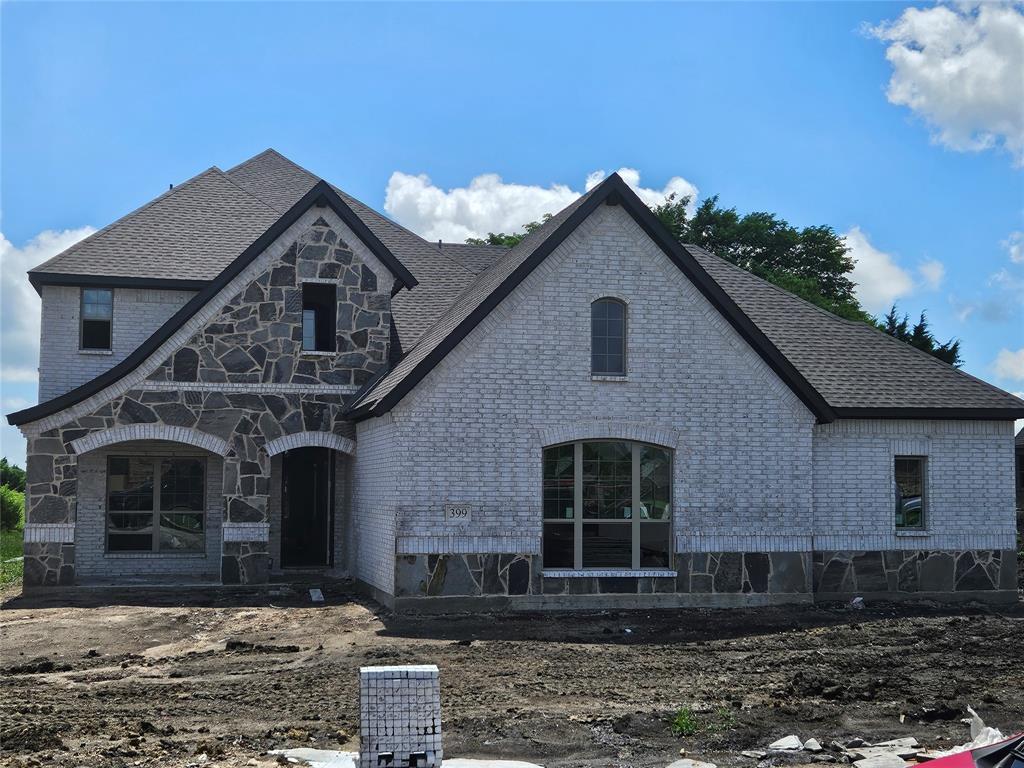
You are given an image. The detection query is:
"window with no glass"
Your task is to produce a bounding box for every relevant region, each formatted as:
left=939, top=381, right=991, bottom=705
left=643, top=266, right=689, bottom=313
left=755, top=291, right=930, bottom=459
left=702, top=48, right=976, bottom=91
left=894, top=456, right=925, bottom=529
left=542, top=441, right=671, bottom=570
left=302, top=283, right=336, bottom=352
left=591, top=298, right=626, bottom=376
left=107, top=456, right=206, bottom=552
left=80, top=288, right=113, bottom=350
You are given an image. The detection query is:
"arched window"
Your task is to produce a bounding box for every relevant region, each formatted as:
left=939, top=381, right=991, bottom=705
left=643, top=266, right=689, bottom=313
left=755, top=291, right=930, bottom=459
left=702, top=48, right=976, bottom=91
left=542, top=440, right=671, bottom=570
left=591, top=298, right=626, bottom=376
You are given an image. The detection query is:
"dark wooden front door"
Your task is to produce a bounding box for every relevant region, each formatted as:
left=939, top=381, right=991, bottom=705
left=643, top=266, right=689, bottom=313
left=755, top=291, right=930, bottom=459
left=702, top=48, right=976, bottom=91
left=281, top=447, right=332, bottom=567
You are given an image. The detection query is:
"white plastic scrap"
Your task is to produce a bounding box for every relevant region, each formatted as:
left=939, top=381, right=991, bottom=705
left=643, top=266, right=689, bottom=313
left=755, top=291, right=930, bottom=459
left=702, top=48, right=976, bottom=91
left=268, top=748, right=356, bottom=768
left=926, top=707, right=1005, bottom=759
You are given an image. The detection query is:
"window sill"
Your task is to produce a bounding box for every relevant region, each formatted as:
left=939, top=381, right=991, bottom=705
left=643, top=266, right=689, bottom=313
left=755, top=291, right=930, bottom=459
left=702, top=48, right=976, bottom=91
left=591, top=375, right=629, bottom=383
left=298, top=350, right=336, bottom=357
left=543, top=569, right=677, bottom=578
left=105, top=552, right=207, bottom=559
left=895, top=529, right=930, bottom=537
left=79, top=349, right=113, bottom=356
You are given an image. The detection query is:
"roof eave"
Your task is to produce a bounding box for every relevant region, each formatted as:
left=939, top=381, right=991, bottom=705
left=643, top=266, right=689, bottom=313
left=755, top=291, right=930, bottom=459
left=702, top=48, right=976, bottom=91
left=831, top=406, right=1024, bottom=421
left=27, top=272, right=209, bottom=296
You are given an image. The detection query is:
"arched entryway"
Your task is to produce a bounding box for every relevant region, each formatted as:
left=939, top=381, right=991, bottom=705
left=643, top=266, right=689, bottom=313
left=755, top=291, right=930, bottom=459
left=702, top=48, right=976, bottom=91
left=264, top=432, right=354, bottom=573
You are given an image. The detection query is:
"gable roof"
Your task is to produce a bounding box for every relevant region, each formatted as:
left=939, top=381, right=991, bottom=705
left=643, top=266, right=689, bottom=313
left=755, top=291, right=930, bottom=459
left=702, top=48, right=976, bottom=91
left=349, top=174, right=838, bottom=421
left=12, top=150, right=1024, bottom=429
left=7, top=180, right=415, bottom=427
left=350, top=173, right=1024, bottom=422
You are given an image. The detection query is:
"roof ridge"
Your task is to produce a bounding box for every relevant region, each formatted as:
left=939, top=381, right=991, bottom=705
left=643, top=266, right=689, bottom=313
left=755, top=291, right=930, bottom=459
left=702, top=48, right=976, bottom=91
left=29, top=166, right=225, bottom=275
left=216, top=165, right=294, bottom=216
left=684, top=244, right=1020, bottom=404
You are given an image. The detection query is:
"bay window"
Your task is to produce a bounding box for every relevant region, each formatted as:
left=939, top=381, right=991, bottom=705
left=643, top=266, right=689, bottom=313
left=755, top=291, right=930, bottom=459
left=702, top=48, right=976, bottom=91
left=542, top=440, right=672, bottom=570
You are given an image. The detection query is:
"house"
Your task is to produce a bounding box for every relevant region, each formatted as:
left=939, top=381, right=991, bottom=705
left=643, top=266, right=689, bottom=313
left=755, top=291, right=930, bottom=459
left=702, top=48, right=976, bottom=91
left=7, top=149, right=1023, bottom=609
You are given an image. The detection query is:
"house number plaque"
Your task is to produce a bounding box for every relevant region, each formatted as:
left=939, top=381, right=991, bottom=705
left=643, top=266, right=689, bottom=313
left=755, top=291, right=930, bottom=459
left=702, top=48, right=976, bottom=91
left=443, top=504, right=472, bottom=525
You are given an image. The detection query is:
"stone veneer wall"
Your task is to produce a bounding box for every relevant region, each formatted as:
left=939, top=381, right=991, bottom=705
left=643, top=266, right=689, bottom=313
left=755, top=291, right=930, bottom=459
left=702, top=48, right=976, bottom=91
left=393, top=549, right=1014, bottom=608
left=20, top=212, right=389, bottom=587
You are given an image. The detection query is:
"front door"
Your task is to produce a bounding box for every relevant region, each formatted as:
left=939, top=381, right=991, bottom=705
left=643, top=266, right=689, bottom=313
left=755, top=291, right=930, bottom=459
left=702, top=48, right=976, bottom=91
left=281, top=447, right=333, bottom=567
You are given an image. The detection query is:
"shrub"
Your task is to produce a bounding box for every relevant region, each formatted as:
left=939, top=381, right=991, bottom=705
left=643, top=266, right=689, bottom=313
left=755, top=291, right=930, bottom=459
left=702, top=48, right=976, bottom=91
left=671, top=707, right=698, bottom=736
left=0, top=484, right=25, bottom=531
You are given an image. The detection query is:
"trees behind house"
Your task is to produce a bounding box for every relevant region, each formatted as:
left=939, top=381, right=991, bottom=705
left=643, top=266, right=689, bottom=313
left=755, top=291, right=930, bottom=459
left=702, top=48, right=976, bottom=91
left=0, top=458, right=25, bottom=531
left=468, top=192, right=961, bottom=366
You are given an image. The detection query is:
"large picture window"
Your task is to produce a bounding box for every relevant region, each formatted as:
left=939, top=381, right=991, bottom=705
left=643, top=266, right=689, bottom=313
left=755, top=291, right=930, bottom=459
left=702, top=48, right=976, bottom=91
left=543, top=441, right=671, bottom=570
left=107, top=456, right=206, bottom=552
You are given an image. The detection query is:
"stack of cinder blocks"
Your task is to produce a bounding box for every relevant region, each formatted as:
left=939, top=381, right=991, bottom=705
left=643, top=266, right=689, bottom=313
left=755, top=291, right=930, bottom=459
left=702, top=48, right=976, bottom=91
left=359, top=664, right=442, bottom=768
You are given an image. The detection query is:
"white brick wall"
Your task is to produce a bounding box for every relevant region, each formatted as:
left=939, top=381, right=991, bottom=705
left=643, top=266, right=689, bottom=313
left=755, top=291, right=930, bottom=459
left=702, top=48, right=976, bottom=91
left=353, top=414, right=400, bottom=593
left=39, top=285, right=194, bottom=401
left=74, top=440, right=223, bottom=581
left=812, top=419, right=1017, bottom=550
left=359, top=204, right=818, bottom=559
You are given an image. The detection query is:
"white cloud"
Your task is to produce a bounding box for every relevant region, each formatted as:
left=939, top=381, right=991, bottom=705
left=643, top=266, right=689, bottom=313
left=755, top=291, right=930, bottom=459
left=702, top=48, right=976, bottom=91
left=0, top=227, right=95, bottom=383
left=384, top=168, right=698, bottom=243
left=868, top=2, right=1024, bottom=167
left=1002, top=230, right=1024, bottom=263
left=994, top=348, right=1024, bottom=381
left=917, top=258, right=945, bottom=289
left=845, top=226, right=917, bottom=312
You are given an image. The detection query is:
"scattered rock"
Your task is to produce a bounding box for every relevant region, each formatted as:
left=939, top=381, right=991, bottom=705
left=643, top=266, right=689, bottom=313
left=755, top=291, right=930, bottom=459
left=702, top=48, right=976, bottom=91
left=852, top=754, right=908, bottom=768
left=0, top=724, right=65, bottom=753
left=666, top=760, right=716, bottom=768
left=742, top=751, right=768, bottom=759
left=905, top=704, right=960, bottom=722
left=769, top=735, right=804, bottom=750
left=804, top=739, right=823, bottom=752
left=5, top=657, right=72, bottom=675
left=224, top=640, right=301, bottom=654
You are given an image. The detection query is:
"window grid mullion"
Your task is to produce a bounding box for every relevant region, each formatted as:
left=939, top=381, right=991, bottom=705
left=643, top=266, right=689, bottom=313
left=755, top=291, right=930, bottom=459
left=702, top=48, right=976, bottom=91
left=573, top=442, right=583, bottom=570
left=631, top=443, right=640, bottom=569
left=152, top=460, right=161, bottom=552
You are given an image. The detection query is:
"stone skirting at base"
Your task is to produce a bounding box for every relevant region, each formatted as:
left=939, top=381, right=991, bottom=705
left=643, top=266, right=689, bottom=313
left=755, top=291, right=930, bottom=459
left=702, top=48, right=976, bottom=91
left=391, top=549, right=1017, bottom=610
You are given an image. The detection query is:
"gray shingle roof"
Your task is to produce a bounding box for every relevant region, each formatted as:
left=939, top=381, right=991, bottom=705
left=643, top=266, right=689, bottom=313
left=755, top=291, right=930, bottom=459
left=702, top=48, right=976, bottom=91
left=29, top=167, right=282, bottom=282
left=686, top=245, right=1024, bottom=412
left=25, top=149, right=1024, bottom=421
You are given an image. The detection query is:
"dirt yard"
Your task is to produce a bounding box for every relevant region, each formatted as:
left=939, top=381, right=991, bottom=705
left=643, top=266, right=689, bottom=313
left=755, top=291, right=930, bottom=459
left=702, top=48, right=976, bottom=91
left=2, top=582, right=1022, bottom=768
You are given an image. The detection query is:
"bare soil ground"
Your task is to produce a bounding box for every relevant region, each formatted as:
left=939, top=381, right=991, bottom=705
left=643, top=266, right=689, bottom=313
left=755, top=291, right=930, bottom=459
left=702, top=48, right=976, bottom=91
left=2, top=582, right=1022, bottom=768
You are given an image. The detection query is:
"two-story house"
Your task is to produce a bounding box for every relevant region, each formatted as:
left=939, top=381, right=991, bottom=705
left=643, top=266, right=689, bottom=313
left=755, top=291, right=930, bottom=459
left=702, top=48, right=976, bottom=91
left=7, top=149, right=1023, bottom=609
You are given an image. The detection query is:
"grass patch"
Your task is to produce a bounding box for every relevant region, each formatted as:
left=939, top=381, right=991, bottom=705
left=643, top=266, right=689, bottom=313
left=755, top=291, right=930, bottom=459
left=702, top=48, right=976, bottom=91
left=671, top=705, right=738, bottom=737
left=1, top=526, right=24, bottom=587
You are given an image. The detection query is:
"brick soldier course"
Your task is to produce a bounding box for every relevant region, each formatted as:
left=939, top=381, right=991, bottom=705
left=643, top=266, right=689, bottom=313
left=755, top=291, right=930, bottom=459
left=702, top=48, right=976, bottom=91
left=8, top=149, right=1023, bottom=607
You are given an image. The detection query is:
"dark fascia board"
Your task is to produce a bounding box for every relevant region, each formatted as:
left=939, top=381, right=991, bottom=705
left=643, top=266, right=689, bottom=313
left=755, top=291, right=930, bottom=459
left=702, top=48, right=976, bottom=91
left=833, top=406, right=1024, bottom=420
left=7, top=179, right=416, bottom=427
left=352, top=173, right=838, bottom=423
left=28, top=272, right=209, bottom=296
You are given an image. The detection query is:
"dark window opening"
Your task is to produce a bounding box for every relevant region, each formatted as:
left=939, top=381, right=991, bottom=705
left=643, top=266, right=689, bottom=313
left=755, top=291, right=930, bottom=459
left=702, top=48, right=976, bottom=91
left=894, top=456, right=926, bottom=529
left=80, top=288, right=113, bottom=350
left=107, top=456, right=205, bottom=552
left=591, top=298, right=626, bottom=375
left=302, top=283, right=336, bottom=352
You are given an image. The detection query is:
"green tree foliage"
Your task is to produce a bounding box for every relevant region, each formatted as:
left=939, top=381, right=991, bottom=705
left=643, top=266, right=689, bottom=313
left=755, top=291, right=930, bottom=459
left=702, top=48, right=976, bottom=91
left=880, top=306, right=962, bottom=367
left=469, top=192, right=962, bottom=364
left=465, top=216, right=550, bottom=248
left=0, top=458, right=25, bottom=493
left=0, top=484, right=24, bottom=531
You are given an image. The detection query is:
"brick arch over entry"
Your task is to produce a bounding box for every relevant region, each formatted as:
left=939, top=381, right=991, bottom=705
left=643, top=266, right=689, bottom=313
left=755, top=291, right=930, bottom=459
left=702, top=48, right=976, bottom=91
left=69, top=425, right=231, bottom=456
left=537, top=421, right=680, bottom=449
left=263, top=432, right=356, bottom=457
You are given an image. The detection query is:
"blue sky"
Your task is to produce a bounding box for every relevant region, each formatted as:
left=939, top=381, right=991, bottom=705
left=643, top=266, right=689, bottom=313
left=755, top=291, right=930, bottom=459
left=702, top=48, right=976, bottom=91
left=2, top=1, right=1022, bottom=465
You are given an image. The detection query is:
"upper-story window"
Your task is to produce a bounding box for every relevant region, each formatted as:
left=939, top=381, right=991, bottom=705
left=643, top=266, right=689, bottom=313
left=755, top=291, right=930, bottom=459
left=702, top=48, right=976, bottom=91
left=302, top=283, right=336, bottom=352
left=80, top=288, right=113, bottom=350
left=591, top=298, right=626, bottom=376
left=894, top=456, right=926, bottom=529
